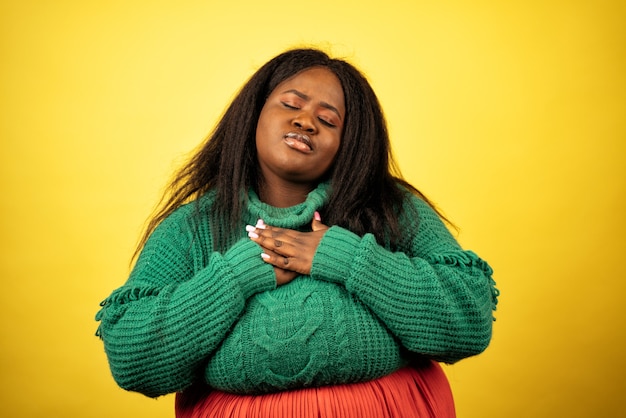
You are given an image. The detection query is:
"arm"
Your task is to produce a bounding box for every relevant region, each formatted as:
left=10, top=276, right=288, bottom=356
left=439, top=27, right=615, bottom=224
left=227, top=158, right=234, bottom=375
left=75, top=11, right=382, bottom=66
left=310, top=196, right=498, bottom=364
left=95, top=209, right=276, bottom=397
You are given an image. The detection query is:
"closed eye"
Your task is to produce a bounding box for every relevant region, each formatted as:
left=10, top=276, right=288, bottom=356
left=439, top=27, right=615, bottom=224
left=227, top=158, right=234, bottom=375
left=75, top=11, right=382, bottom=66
left=282, top=101, right=337, bottom=128
left=318, top=118, right=336, bottom=128
left=281, top=102, right=299, bottom=110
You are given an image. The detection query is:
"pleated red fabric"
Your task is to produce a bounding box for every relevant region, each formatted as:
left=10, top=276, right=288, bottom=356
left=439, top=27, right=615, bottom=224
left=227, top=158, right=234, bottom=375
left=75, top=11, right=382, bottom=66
left=175, top=361, right=455, bottom=418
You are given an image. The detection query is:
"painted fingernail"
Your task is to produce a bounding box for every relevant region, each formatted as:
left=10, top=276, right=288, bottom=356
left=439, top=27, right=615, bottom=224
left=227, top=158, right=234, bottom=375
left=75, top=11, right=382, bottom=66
left=248, top=231, right=259, bottom=239
left=256, top=219, right=266, bottom=229
left=261, top=253, right=270, bottom=260
left=314, top=211, right=321, bottom=221
left=245, top=225, right=256, bottom=232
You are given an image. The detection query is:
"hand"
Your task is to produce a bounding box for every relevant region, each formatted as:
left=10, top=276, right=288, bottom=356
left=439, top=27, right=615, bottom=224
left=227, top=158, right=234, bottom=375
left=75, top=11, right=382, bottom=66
left=272, top=267, right=299, bottom=286
left=246, top=212, right=329, bottom=284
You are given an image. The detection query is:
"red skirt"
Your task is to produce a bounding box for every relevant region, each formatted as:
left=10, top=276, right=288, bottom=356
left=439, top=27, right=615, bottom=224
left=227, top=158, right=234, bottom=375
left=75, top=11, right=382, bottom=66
left=175, top=361, right=455, bottom=418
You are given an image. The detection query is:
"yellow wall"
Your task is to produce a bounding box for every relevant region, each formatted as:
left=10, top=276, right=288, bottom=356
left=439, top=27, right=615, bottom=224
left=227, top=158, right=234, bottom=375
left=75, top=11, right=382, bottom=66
left=1, top=0, right=624, bottom=416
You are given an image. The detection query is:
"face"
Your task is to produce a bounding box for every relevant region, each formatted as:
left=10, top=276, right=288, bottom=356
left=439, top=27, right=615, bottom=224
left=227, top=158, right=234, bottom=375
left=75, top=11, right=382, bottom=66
left=255, top=67, right=345, bottom=188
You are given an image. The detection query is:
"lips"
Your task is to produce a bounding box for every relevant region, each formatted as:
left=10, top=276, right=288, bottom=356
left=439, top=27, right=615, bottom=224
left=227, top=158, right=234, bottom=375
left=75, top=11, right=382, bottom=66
left=283, top=132, right=313, bottom=152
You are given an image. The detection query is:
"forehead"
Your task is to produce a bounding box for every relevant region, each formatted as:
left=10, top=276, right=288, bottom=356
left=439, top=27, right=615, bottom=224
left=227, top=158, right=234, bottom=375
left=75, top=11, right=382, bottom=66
left=272, top=67, right=345, bottom=110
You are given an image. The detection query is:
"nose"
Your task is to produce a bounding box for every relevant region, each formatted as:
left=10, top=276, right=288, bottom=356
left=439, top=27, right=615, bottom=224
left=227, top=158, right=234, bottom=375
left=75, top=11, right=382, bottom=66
left=292, top=113, right=317, bottom=133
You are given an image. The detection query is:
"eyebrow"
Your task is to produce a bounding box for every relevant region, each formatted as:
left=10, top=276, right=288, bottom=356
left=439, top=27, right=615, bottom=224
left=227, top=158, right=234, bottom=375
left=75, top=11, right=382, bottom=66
left=282, top=89, right=343, bottom=121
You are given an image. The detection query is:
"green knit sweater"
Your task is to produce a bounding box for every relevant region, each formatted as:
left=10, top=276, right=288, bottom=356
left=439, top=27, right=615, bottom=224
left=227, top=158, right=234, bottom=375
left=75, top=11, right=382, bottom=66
left=96, top=183, right=498, bottom=398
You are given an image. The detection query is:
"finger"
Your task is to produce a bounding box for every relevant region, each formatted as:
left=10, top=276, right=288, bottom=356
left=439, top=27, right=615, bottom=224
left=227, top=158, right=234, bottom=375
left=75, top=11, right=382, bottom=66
left=247, top=224, right=294, bottom=253
left=246, top=223, right=280, bottom=242
left=311, top=211, right=328, bottom=232
left=261, top=250, right=291, bottom=268
left=273, top=266, right=298, bottom=286
left=260, top=246, right=312, bottom=275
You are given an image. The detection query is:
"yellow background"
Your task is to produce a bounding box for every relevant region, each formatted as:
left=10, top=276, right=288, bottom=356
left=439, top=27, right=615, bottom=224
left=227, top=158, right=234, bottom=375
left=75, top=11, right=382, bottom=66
left=1, top=0, right=624, bottom=416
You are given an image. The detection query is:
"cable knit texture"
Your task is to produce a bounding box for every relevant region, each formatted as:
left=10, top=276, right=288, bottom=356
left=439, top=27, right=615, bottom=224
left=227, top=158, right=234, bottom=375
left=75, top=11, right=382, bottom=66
left=96, top=183, right=498, bottom=397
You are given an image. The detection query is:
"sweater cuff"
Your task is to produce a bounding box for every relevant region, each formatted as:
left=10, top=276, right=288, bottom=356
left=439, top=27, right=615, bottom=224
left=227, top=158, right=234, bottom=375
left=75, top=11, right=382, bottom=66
left=311, top=225, right=361, bottom=285
left=224, top=238, right=276, bottom=299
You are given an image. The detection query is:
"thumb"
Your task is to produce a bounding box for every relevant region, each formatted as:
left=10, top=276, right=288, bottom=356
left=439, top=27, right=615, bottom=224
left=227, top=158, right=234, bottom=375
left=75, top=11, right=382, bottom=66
left=312, top=211, right=328, bottom=231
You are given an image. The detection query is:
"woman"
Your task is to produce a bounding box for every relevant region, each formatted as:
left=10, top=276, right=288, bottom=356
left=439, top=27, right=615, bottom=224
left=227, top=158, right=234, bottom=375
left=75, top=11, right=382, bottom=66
left=96, top=48, right=499, bottom=417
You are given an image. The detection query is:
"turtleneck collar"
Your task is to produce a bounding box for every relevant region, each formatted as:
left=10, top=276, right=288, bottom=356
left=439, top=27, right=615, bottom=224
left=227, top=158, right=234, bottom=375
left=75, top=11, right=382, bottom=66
left=244, top=182, right=330, bottom=230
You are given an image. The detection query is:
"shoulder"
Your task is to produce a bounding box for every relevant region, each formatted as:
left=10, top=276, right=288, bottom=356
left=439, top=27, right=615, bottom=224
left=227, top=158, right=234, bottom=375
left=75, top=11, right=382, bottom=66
left=395, top=185, right=441, bottom=227
left=149, top=191, right=217, bottom=242
left=395, top=186, right=461, bottom=253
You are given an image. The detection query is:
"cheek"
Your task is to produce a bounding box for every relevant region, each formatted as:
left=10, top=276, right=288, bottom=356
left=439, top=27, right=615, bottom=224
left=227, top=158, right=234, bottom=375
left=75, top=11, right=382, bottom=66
left=255, top=110, right=268, bottom=138
left=326, top=134, right=342, bottom=158
left=255, top=111, right=274, bottom=150
left=255, top=104, right=275, bottom=133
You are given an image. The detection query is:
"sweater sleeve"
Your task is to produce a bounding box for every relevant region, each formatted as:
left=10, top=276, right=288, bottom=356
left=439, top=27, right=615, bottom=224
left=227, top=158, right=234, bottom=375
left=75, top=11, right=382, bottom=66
left=95, top=209, right=276, bottom=398
left=310, top=196, right=498, bottom=364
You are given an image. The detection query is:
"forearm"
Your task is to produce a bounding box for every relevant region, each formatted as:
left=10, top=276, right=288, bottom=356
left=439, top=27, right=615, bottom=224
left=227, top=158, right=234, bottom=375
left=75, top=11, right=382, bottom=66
left=311, top=226, right=497, bottom=363
left=96, top=238, right=276, bottom=397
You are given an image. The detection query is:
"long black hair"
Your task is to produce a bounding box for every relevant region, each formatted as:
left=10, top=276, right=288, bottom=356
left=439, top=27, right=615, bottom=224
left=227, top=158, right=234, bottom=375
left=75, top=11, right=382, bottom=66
left=135, top=48, right=449, bottom=256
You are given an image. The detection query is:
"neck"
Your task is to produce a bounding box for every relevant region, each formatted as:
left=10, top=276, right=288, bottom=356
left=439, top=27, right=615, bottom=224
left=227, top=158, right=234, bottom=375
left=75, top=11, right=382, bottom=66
left=257, top=179, right=315, bottom=208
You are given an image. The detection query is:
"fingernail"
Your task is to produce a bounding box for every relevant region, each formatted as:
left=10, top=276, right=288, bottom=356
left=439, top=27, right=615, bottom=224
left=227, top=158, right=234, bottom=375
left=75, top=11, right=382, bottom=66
left=314, top=211, right=321, bottom=221
left=256, top=219, right=266, bottom=229
left=245, top=225, right=256, bottom=232
left=261, top=253, right=270, bottom=260
left=248, top=231, right=259, bottom=239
